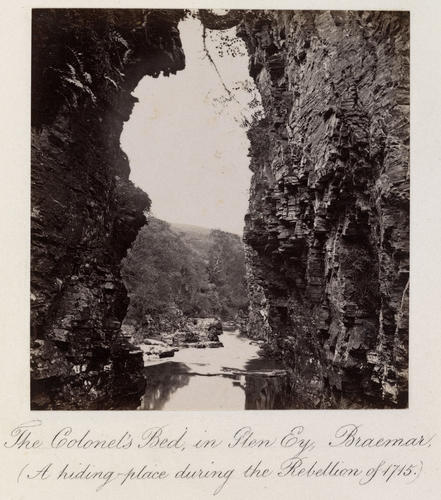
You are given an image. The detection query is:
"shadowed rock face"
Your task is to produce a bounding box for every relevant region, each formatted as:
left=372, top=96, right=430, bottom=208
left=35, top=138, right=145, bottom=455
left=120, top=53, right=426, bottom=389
left=239, top=11, right=409, bottom=408
left=31, top=9, right=185, bottom=409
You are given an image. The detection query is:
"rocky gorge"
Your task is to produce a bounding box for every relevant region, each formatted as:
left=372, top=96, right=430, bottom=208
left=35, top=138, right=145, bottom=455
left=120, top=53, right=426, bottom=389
left=240, top=11, right=409, bottom=408
left=31, top=9, right=409, bottom=410
left=31, top=9, right=185, bottom=409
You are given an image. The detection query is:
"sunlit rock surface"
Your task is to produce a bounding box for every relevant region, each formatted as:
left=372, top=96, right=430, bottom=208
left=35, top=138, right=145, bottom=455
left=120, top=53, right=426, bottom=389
left=239, top=11, right=409, bottom=408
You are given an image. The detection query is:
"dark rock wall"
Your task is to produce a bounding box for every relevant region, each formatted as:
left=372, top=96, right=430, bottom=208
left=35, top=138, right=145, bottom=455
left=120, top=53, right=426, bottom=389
left=239, top=11, right=409, bottom=408
left=31, top=9, right=185, bottom=409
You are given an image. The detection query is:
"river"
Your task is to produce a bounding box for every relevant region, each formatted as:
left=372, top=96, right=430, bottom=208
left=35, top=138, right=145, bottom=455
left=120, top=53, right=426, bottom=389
left=138, top=329, right=293, bottom=410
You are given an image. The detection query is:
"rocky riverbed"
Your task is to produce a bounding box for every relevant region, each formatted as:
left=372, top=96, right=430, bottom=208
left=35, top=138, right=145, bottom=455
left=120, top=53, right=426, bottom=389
left=123, top=317, right=224, bottom=363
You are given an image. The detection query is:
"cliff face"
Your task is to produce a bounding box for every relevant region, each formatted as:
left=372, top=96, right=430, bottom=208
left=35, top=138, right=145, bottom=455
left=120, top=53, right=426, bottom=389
left=239, top=11, right=409, bottom=408
left=31, top=9, right=185, bottom=409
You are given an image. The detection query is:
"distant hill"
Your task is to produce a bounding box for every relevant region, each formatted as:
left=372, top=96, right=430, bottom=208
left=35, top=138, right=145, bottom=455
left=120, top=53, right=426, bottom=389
left=169, top=221, right=241, bottom=236
left=121, top=217, right=248, bottom=337
left=168, top=222, right=212, bottom=261
left=168, top=222, right=212, bottom=235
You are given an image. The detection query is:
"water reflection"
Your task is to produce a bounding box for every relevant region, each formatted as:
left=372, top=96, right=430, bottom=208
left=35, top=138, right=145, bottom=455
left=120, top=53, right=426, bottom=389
left=138, top=330, right=294, bottom=411
left=244, top=374, right=294, bottom=410
left=139, top=362, right=191, bottom=410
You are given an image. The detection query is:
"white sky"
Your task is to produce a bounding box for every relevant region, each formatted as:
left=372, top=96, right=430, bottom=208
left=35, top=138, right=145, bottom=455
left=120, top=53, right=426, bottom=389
left=120, top=16, right=261, bottom=235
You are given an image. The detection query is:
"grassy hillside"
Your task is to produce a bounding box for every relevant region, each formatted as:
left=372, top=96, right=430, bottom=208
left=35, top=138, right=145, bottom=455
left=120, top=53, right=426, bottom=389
left=169, top=222, right=212, bottom=260
left=121, top=217, right=248, bottom=336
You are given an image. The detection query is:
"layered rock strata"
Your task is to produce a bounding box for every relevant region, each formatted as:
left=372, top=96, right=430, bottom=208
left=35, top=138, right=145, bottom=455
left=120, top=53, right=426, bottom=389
left=239, top=11, right=409, bottom=408
left=31, top=9, right=185, bottom=409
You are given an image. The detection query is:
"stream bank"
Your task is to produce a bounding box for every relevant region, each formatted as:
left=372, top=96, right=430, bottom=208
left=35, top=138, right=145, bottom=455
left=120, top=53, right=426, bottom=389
left=137, top=329, right=293, bottom=411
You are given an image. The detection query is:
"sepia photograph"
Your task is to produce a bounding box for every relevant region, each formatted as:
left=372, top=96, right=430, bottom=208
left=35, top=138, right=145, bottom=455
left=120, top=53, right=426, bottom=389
left=30, top=8, right=409, bottom=411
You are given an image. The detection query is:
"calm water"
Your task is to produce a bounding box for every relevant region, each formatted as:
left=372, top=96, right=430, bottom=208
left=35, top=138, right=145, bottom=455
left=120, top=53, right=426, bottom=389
left=138, top=330, right=293, bottom=410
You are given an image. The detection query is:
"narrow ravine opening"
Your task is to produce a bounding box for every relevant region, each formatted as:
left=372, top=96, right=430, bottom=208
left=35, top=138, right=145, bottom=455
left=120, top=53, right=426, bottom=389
left=118, top=14, right=285, bottom=410
left=30, top=9, right=409, bottom=411
left=121, top=15, right=260, bottom=234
